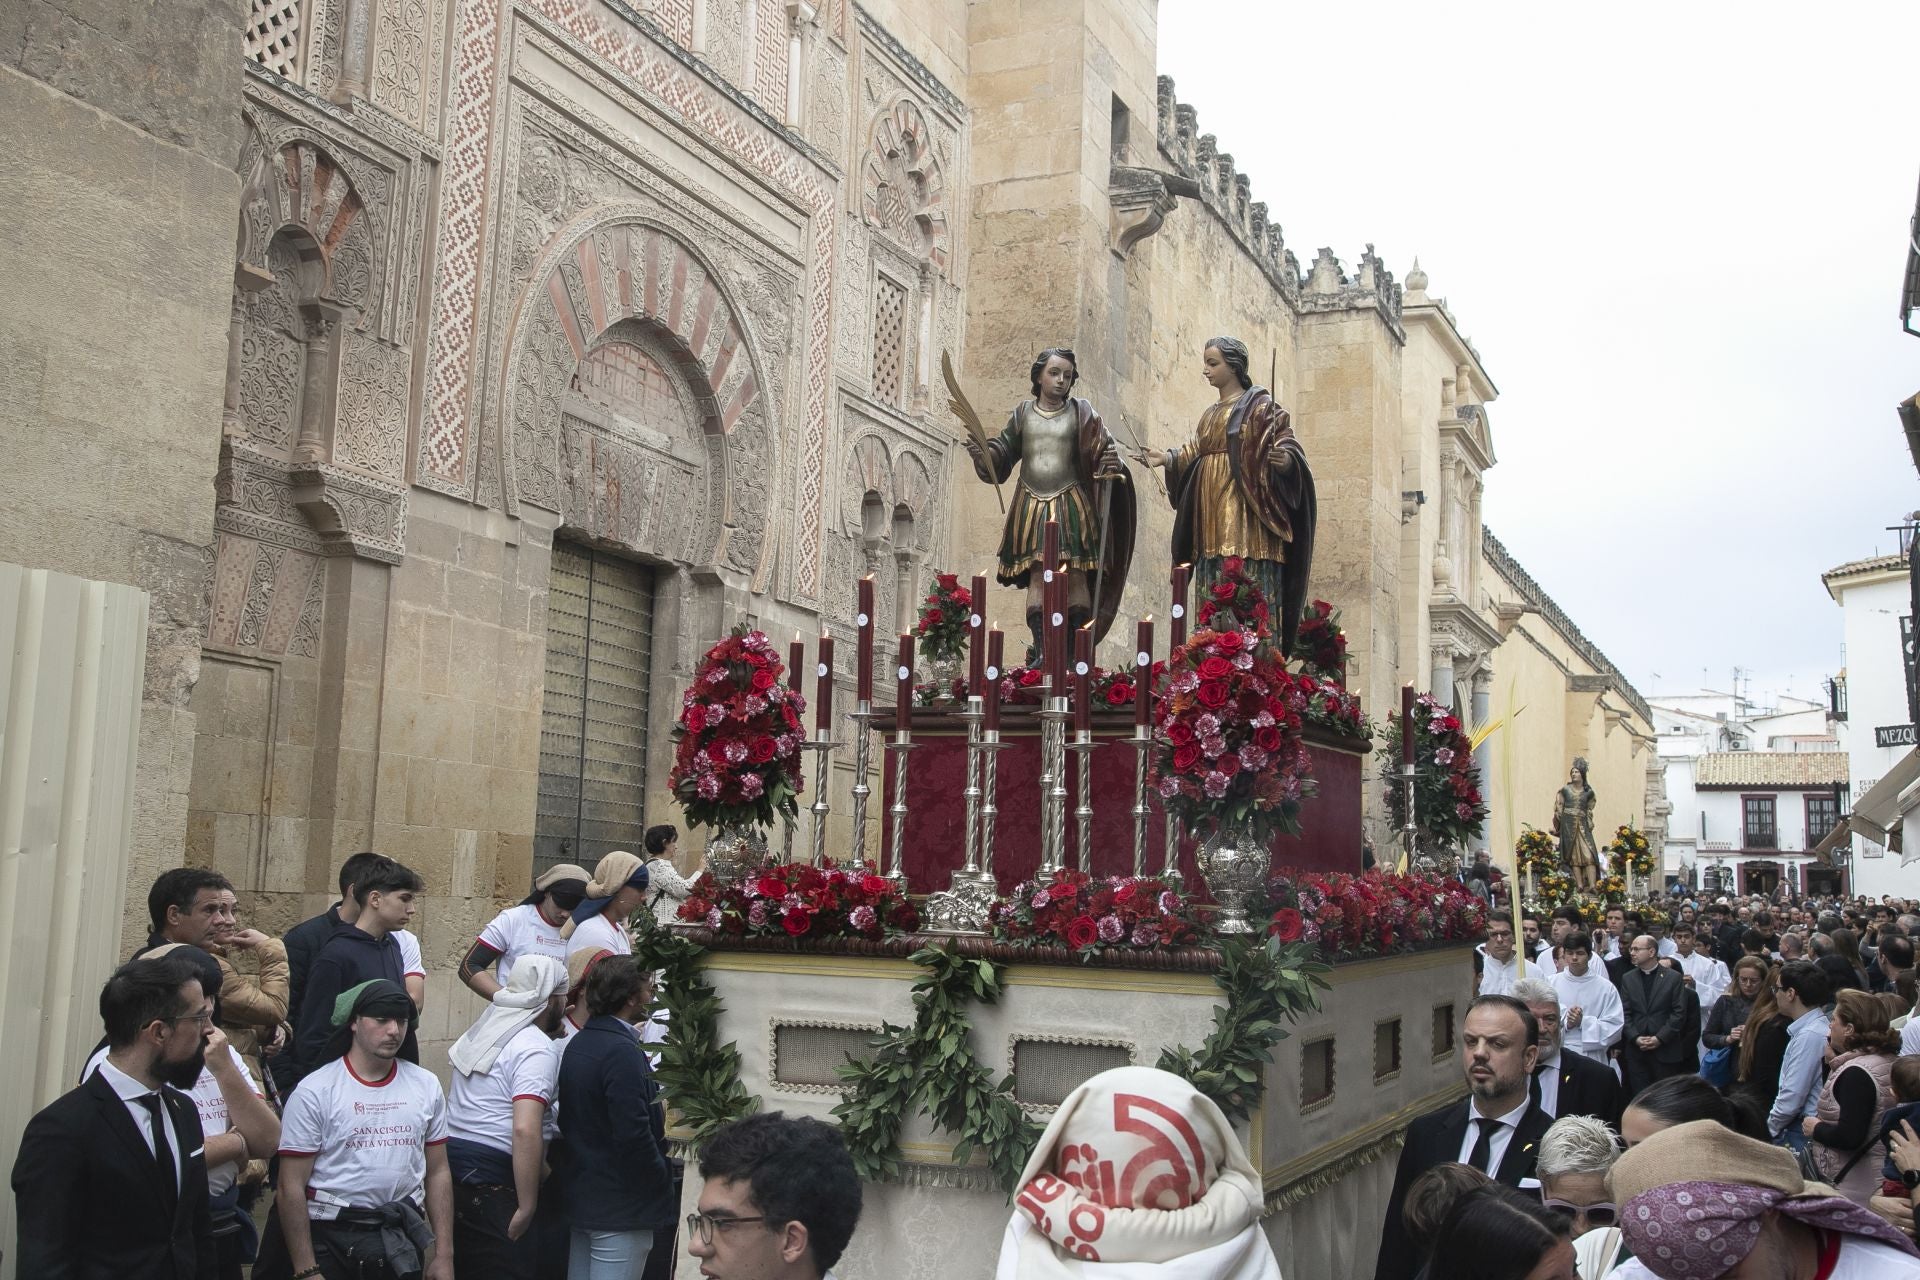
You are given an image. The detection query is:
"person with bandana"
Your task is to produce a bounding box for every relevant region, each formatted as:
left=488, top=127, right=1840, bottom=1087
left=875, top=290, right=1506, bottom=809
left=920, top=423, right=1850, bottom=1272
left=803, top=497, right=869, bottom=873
left=1607, top=1119, right=1920, bottom=1278
left=446, top=955, right=570, bottom=1279
left=460, top=863, right=589, bottom=999
left=561, top=850, right=651, bottom=960
left=12, top=953, right=227, bottom=1280
left=257, top=980, right=453, bottom=1280
left=993, top=1065, right=1282, bottom=1280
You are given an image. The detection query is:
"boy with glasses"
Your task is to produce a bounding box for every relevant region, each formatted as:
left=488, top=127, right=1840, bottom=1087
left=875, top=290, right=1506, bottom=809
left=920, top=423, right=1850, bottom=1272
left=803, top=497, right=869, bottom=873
left=688, top=1113, right=863, bottom=1280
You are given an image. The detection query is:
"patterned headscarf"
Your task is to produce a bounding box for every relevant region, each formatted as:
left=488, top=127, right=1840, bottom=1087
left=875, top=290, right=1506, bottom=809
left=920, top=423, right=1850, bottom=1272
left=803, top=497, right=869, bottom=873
left=1609, top=1120, right=1919, bottom=1278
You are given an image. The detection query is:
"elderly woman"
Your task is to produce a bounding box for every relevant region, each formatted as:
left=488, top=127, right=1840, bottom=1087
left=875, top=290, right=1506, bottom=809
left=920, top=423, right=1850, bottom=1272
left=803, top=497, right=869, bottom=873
left=994, top=1066, right=1281, bottom=1279
left=1608, top=1119, right=1920, bottom=1277
left=1537, top=1116, right=1625, bottom=1279
left=1803, top=988, right=1902, bottom=1205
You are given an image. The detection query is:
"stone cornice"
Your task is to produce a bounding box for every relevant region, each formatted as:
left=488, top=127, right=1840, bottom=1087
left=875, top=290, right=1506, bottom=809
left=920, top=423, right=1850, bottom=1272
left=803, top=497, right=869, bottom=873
left=1483, top=527, right=1651, bottom=724
left=854, top=3, right=967, bottom=118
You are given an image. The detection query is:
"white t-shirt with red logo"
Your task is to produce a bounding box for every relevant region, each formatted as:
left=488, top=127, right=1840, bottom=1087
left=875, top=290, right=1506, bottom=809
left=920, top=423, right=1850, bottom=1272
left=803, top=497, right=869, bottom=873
left=395, top=928, right=426, bottom=979
left=564, top=913, right=630, bottom=960
left=278, top=1056, right=447, bottom=1219
left=81, top=1043, right=257, bottom=1197
left=448, top=1022, right=561, bottom=1150
left=476, top=904, right=569, bottom=984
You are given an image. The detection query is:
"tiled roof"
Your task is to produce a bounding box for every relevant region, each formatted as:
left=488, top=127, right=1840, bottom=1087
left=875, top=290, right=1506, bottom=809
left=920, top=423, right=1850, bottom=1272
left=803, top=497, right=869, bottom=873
left=1821, top=554, right=1906, bottom=596
left=1693, top=752, right=1849, bottom=789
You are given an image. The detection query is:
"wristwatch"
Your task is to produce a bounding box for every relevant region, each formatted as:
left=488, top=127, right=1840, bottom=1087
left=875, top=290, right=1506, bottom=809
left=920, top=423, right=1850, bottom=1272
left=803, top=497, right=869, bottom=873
left=1903, top=1168, right=1920, bottom=1191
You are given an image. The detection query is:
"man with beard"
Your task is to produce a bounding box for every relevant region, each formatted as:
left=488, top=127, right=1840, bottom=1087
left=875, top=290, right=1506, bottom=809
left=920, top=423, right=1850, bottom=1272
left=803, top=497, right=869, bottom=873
left=1373, top=995, right=1552, bottom=1280
left=445, top=955, right=570, bottom=1279
left=259, top=980, right=453, bottom=1280
left=78, top=944, right=281, bottom=1279
left=11, top=953, right=227, bottom=1279
left=1512, top=976, right=1623, bottom=1126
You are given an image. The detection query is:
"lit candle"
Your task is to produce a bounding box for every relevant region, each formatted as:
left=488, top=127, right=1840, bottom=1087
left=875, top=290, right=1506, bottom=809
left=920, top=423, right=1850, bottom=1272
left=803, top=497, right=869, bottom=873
left=968, top=573, right=987, bottom=698
left=1170, top=563, right=1190, bottom=651
left=815, top=633, right=835, bottom=734
left=1134, top=615, right=1154, bottom=729
left=788, top=633, right=804, bottom=693
left=1074, top=623, right=1093, bottom=733
left=856, top=575, right=875, bottom=704
left=1050, top=560, right=1069, bottom=694
left=1400, top=684, right=1416, bottom=767
left=895, top=633, right=915, bottom=734
left=984, top=628, right=1004, bottom=732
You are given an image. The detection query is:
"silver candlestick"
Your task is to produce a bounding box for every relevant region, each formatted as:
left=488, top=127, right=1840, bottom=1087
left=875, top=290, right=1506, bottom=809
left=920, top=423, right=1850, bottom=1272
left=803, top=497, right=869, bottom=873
left=845, top=703, right=880, bottom=871
left=1037, top=694, right=1071, bottom=879
left=882, top=728, right=916, bottom=889
left=1400, top=760, right=1428, bottom=874
left=1067, top=729, right=1098, bottom=873
left=804, top=736, right=839, bottom=868
left=956, top=697, right=986, bottom=878
left=1129, top=725, right=1153, bottom=877
left=977, top=728, right=1009, bottom=882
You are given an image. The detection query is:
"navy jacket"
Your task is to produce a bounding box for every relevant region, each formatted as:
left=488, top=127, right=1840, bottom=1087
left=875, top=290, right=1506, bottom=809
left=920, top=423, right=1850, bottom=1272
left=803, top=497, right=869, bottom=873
left=290, top=921, right=417, bottom=1079
left=551, top=1015, right=676, bottom=1232
left=11, top=1070, right=216, bottom=1280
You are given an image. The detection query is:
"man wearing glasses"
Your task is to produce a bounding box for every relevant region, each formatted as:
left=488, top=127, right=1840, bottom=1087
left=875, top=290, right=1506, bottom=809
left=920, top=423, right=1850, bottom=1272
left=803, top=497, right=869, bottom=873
left=687, top=1112, right=864, bottom=1280
left=12, top=952, right=233, bottom=1279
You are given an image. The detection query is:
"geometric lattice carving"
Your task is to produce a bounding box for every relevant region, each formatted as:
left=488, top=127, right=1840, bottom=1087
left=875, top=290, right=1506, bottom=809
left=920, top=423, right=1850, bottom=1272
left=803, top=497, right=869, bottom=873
left=750, top=0, right=789, bottom=114
left=871, top=276, right=906, bottom=406
left=1011, top=1038, right=1133, bottom=1110
left=246, top=0, right=306, bottom=80
left=863, top=98, right=949, bottom=269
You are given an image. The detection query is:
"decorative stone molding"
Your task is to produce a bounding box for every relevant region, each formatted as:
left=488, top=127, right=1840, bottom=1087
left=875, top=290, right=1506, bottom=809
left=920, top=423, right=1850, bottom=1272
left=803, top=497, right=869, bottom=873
left=1108, top=165, right=1199, bottom=259
left=1483, top=527, right=1652, bottom=723
left=862, top=96, right=950, bottom=271
left=289, top=463, right=408, bottom=563
left=1298, top=245, right=1406, bottom=339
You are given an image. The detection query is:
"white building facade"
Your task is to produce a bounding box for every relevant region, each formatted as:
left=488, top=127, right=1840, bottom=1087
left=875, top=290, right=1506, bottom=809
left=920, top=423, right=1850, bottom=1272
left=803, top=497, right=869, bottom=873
left=1824, top=552, right=1920, bottom=900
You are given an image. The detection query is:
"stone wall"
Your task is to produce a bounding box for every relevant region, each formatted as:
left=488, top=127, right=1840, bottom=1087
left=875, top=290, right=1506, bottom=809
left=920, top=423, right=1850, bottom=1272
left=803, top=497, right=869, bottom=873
left=0, top=0, right=251, bottom=950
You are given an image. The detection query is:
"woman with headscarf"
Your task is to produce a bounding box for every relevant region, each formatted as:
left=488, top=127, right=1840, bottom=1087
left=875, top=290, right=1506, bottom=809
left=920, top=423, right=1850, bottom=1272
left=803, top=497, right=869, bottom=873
left=1608, top=1119, right=1920, bottom=1278
left=993, top=1065, right=1282, bottom=1280
left=562, top=851, right=650, bottom=959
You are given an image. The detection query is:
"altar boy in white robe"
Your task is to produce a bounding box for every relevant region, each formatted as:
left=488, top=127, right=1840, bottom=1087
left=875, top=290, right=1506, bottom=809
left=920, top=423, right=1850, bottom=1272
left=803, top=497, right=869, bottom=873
left=1549, top=931, right=1623, bottom=1066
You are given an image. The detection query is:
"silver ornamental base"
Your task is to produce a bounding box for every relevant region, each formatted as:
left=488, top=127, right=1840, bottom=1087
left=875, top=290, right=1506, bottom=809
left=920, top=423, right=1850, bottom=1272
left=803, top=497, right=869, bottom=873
left=923, top=871, right=998, bottom=935
left=705, top=822, right=770, bottom=887
left=1195, top=820, right=1270, bottom=935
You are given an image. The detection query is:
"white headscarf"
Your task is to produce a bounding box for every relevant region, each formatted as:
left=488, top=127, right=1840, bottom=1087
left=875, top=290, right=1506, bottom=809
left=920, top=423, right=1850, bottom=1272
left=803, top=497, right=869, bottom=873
left=449, top=954, right=567, bottom=1076
left=993, top=1066, right=1282, bottom=1280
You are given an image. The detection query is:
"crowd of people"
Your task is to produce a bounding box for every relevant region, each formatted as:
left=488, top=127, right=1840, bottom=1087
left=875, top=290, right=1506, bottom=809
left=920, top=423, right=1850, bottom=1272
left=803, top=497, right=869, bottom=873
left=6, top=827, right=863, bottom=1280
left=1382, top=891, right=1920, bottom=1279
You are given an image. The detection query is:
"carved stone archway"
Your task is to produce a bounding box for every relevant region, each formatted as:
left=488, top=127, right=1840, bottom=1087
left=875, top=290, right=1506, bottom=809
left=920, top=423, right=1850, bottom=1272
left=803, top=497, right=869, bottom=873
left=496, top=209, right=776, bottom=585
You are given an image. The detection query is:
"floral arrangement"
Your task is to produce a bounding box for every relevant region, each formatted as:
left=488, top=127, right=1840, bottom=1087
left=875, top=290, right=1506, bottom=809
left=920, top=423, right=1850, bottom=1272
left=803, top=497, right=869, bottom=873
left=1256, top=867, right=1486, bottom=959
left=1607, top=823, right=1655, bottom=877
left=915, top=573, right=973, bottom=663
left=989, top=663, right=1159, bottom=709
left=668, top=628, right=806, bottom=830
left=1150, top=558, right=1316, bottom=842
left=1514, top=826, right=1559, bottom=878
left=677, top=860, right=918, bottom=938
left=1526, top=870, right=1574, bottom=909
left=1293, top=599, right=1349, bottom=684
left=1378, top=693, right=1487, bottom=849
left=988, top=870, right=1203, bottom=955
left=1298, top=672, right=1373, bottom=740
left=1595, top=872, right=1628, bottom=905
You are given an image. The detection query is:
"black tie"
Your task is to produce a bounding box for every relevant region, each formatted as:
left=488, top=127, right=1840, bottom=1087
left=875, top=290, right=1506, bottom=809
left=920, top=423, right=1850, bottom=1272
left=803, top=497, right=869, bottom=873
left=138, top=1092, right=177, bottom=1205
left=1468, top=1116, right=1500, bottom=1173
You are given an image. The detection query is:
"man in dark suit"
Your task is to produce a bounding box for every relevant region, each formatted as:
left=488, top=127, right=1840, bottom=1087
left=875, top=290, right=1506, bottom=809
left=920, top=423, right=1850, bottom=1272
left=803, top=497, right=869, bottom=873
left=1618, top=933, right=1688, bottom=1099
left=12, top=952, right=219, bottom=1279
left=1512, top=977, right=1623, bottom=1127
left=1374, top=995, right=1553, bottom=1280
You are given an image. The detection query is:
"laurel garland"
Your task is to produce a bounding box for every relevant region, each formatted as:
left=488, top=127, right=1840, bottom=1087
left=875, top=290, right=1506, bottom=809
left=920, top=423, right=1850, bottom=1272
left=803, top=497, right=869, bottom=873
left=641, top=928, right=1328, bottom=1189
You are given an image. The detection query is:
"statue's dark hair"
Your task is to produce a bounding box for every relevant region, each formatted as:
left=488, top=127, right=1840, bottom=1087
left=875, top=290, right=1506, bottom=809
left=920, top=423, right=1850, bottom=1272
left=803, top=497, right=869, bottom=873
left=1028, top=348, right=1079, bottom=398
left=1204, top=336, right=1252, bottom=390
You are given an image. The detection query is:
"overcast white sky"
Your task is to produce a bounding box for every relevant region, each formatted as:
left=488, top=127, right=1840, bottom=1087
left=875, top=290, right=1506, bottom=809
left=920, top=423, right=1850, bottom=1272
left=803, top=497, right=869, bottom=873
left=1159, top=2, right=1920, bottom=707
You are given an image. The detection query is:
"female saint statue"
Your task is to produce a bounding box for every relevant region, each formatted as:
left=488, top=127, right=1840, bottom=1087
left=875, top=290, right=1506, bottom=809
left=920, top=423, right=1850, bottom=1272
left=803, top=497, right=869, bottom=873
left=959, top=348, right=1135, bottom=658
left=1554, top=758, right=1600, bottom=891
left=1140, top=337, right=1317, bottom=655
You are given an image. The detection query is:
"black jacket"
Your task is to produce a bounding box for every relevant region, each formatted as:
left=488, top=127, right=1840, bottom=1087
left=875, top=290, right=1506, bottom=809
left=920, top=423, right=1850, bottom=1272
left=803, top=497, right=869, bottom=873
left=550, top=1015, right=677, bottom=1232
left=1536, top=1050, right=1624, bottom=1128
left=1374, top=1097, right=1552, bottom=1280
left=291, top=921, right=416, bottom=1078
left=10, top=1070, right=216, bottom=1280
left=1619, top=963, right=1689, bottom=1064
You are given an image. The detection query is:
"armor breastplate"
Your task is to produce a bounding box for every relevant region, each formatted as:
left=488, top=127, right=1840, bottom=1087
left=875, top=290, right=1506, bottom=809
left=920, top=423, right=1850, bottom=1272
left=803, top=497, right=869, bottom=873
left=1018, top=403, right=1078, bottom=499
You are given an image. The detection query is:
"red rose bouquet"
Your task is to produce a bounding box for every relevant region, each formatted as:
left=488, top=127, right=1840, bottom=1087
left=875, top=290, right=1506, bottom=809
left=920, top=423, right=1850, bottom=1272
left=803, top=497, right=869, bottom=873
left=1256, top=867, right=1486, bottom=959
left=678, top=861, right=918, bottom=938
left=989, top=870, right=1203, bottom=955
left=1293, top=600, right=1349, bottom=684
left=1297, top=671, right=1374, bottom=741
left=667, top=627, right=805, bottom=830
left=990, top=663, right=1162, bottom=709
left=915, top=572, right=972, bottom=663
left=1379, top=692, right=1487, bottom=849
left=1150, top=558, right=1316, bottom=842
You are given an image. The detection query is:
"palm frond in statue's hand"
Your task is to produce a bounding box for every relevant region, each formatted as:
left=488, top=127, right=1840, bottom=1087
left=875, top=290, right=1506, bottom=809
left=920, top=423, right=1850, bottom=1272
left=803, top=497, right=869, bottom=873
left=941, top=350, right=1004, bottom=512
